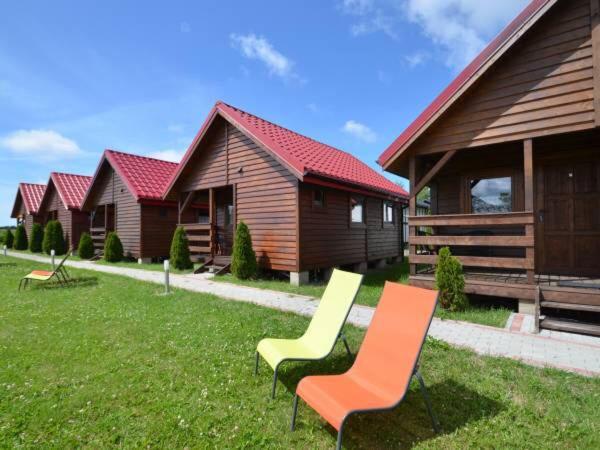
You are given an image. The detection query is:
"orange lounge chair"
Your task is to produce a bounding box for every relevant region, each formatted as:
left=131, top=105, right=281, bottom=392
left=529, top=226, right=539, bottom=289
left=291, top=282, right=440, bottom=449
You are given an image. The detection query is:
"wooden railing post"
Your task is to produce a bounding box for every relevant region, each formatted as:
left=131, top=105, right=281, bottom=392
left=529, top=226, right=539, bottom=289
left=524, top=139, right=535, bottom=284
left=209, top=188, right=215, bottom=258
left=409, top=156, right=417, bottom=276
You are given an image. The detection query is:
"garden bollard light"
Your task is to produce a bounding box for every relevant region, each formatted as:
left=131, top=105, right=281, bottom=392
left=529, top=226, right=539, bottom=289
left=164, top=259, right=170, bottom=294
left=3, top=245, right=6, bottom=257
left=51, top=249, right=56, bottom=270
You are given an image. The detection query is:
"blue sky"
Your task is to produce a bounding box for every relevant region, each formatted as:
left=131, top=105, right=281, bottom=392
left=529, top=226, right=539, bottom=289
left=0, top=0, right=529, bottom=225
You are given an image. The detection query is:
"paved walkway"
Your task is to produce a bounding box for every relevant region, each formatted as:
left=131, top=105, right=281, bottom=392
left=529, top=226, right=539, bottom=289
left=6, top=251, right=600, bottom=377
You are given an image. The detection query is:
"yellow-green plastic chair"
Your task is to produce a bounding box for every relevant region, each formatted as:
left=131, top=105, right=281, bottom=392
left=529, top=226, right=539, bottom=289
left=255, top=269, right=363, bottom=398
left=18, top=252, right=71, bottom=291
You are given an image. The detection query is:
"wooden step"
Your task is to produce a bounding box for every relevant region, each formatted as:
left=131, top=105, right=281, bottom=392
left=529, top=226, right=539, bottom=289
left=541, top=301, right=600, bottom=313
left=540, top=318, right=600, bottom=337
left=189, top=246, right=211, bottom=253
left=187, top=235, right=211, bottom=242
left=214, top=255, right=232, bottom=265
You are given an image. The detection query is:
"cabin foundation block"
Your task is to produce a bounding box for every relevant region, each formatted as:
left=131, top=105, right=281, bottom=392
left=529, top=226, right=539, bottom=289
left=518, top=299, right=535, bottom=316
left=290, top=271, right=309, bottom=286
left=375, top=259, right=387, bottom=269
left=354, top=262, right=368, bottom=274
left=138, top=258, right=152, bottom=264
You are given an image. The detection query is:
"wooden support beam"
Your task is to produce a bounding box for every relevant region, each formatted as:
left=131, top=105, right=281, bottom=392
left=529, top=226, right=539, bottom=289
left=179, top=191, right=195, bottom=222
left=209, top=188, right=215, bottom=258
left=408, top=156, right=417, bottom=275
left=592, top=0, right=600, bottom=125
left=412, top=150, right=457, bottom=197
left=523, top=139, right=535, bottom=283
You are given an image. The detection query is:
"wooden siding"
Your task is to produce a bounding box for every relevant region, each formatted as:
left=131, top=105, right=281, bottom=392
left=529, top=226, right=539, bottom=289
left=139, top=204, right=192, bottom=259
left=177, top=118, right=298, bottom=271
left=299, top=184, right=402, bottom=270
left=39, top=184, right=90, bottom=249
left=412, top=0, right=596, bottom=155
left=86, top=162, right=142, bottom=258
left=23, top=214, right=42, bottom=239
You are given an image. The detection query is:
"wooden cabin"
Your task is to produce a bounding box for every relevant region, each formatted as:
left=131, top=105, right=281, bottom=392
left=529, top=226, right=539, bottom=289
left=378, top=0, right=600, bottom=335
left=10, top=183, right=46, bottom=238
left=164, top=101, right=408, bottom=284
left=81, top=150, right=197, bottom=261
left=37, top=172, right=92, bottom=250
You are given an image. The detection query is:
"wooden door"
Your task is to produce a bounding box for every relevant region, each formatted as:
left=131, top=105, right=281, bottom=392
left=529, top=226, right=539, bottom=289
left=538, top=161, right=600, bottom=277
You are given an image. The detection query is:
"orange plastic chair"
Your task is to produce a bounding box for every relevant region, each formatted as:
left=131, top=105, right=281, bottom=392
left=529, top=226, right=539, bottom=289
left=291, top=282, right=440, bottom=449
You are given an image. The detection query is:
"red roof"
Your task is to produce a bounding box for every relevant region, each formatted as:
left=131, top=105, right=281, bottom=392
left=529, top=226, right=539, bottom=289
left=17, top=183, right=46, bottom=215
left=47, top=173, right=93, bottom=210
left=168, top=101, right=408, bottom=199
left=377, top=0, right=555, bottom=168
left=105, top=150, right=178, bottom=201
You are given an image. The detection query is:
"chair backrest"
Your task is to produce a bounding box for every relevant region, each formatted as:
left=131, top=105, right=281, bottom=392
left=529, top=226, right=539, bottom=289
left=349, top=282, right=438, bottom=402
left=54, top=252, right=71, bottom=272
left=302, top=269, right=363, bottom=351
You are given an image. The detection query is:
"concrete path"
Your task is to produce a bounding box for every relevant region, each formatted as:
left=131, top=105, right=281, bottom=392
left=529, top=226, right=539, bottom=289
left=6, top=251, right=600, bottom=377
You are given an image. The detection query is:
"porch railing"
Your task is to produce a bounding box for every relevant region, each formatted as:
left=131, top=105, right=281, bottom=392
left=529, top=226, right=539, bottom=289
left=90, top=227, right=106, bottom=252
left=408, top=211, right=535, bottom=283
left=181, top=223, right=213, bottom=256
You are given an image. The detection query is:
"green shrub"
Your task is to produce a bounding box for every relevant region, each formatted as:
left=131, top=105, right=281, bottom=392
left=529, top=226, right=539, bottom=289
left=104, top=232, right=124, bottom=262
left=29, top=223, right=44, bottom=253
left=231, top=221, right=257, bottom=280
left=42, top=220, right=67, bottom=255
left=78, top=232, right=94, bottom=260
left=4, top=229, right=14, bottom=249
left=13, top=224, right=28, bottom=250
left=435, top=247, right=468, bottom=311
left=170, top=226, right=192, bottom=270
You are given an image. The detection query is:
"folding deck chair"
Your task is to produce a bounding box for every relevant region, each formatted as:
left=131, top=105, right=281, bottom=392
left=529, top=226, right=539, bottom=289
left=19, top=252, right=72, bottom=291
left=255, top=269, right=363, bottom=398
left=291, top=282, right=440, bottom=449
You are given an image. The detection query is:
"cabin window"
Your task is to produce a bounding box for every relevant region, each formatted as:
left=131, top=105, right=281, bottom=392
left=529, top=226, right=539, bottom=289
left=383, top=201, right=395, bottom=224
left=224, top=204, right=234, bottom=226
left=312, top=189, right=325, bottom=208
left=197, top=210, right=210, bottom=224
left=350, top=197, right=365, bottom=224
left=470, top=177, right=512, bottom=214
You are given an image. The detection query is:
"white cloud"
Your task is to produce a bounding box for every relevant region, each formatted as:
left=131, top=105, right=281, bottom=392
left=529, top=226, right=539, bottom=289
left=404, top=0, right=529, bottom=69
left=1, top=129, right=82, bottom=160
left=230, top=33, right=297, bottom=79
left=342, top=120, right=377, bottom=143
left=404, top=51, right=429, bottom=68
left=146, top=149, right=184, bottom=163
left=340, top=0, right=375, bottom=15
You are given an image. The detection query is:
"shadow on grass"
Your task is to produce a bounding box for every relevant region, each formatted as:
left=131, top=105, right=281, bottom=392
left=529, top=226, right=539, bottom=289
left=32, top=276, right=99, bottom=291
left=277, top=353, right=503, bottom=449
left=0, top=262, right=17, bottom=267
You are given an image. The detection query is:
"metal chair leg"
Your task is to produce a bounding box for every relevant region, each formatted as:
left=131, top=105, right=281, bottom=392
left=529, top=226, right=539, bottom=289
left=254, top=352, right=259, bottom=376
left=18, top=279, right=24, bottom=291
left=336, top=427, right=343, bottom=450
left=340, top=333, right=353, bottom=360
left=414, top=371, right=440, bottom=433
left=271, top=367, right=278, bottom=399
left=290, top=394, right=299, bottom=431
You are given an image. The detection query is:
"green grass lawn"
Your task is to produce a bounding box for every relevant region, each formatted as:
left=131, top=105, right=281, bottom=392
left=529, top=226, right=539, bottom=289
left=1, top=256, right=598, bottom=448
left=217, top=261, right=513, bottom=328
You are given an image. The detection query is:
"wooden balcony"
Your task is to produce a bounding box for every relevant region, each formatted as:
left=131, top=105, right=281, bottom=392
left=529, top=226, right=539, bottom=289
left=408, top=211, right=535, bottom=279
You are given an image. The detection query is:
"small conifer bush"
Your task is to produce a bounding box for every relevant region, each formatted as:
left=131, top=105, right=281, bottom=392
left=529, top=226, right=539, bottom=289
left=29, top=223, right=44, bottom=253
left=231, top=221, right=257, bottom=280
left=78, top=232, right=94, bottom=260
left=4, top=229, right=14, bottom=249
left=42, top=220, right=66, bottom=255
left=170, top=226, right=193, bottom=270
left=435, top=247, right=468, bottom=311
left=13, top=224, right=28, bottom=250
left=104, top=232, right=124, bottom=262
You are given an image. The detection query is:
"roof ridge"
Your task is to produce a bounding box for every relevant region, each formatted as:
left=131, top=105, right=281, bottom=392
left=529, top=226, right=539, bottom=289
left=52, top=172, right=93, bottom=178
left=20, top=182, right=47, bottom=187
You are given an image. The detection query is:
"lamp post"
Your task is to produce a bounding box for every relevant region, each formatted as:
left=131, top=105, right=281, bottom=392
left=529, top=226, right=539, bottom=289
left=164, top=259, right=170, bottom=294
left=51, top=249, right=56, bottom=270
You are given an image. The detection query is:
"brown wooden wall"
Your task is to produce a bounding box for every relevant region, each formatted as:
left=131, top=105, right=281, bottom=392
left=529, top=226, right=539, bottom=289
left=24, top=214, right=41, bottom=239
left=40, top=185, right=90, bottom=249
left=178, top=118, right=299, bottom=271
left=140, top=204, right=195, bottom=259
left=412, top=0, right=596, bottom=156
left=86, top=162, right=142, bottom=258
left=299, top=183, right=402, bottom=270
